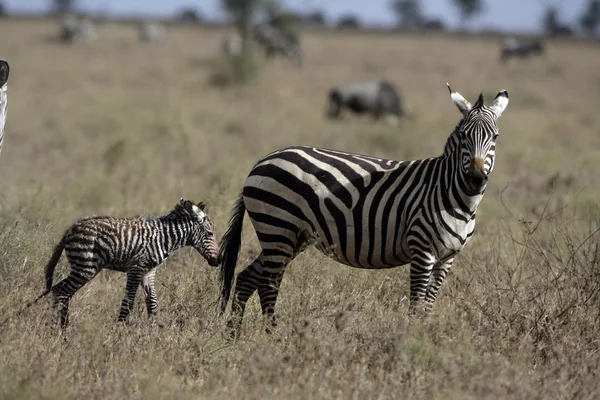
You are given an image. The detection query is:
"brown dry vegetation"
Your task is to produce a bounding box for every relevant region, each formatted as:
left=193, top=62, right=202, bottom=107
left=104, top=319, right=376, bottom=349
left=1, top=18, right=600, bottom=399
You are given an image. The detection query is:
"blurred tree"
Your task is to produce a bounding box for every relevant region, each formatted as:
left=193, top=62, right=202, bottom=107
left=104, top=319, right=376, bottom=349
left=451, top=0, right=483, bottom=27
left=222, top=0, right=265, bottom=52
left=0, top=1, right=6, bottom=17
left=262, top=0, right=301, bottom=36
left=52, top=0, right=76, bottom=15
left=305, top=10, right=326, bottom=26
left=390, top=0, right=423, bottom=28
left=542, top=6, right=573, bottom=36
left=579, top=0, right=600, bottom=36
left=337, top=14, right=361, bottom=29
left=177, top=7, right=203, bottom=24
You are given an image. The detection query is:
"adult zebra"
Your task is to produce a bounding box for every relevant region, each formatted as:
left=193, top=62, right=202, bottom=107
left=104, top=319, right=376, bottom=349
left=219, top=84, right=509, bottom=334
left=0, top=60, right=9, bottom=159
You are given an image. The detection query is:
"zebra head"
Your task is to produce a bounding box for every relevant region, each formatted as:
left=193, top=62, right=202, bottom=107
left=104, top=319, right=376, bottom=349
left=179, top=198, right=220, bottom=267
left=447, top=84, right=509, bottom=196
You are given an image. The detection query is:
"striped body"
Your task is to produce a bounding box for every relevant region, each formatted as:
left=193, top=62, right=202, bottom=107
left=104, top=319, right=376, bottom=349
left=219, top=85, right=509, bottom=334
left=244, top=146, right=475, bottom=269
left=37, top=199, right=219, bottom=328
left=0, top=60, right=9, bottom=159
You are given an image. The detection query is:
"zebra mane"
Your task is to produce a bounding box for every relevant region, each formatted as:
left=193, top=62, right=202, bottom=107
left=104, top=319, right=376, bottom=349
left=164, top=204, right=196, bottom=221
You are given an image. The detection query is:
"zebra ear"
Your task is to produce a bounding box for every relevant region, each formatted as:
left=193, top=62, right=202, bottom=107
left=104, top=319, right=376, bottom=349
left=197, top=201, right=207, bottom=212
left=0, top=60, right=8, bottom=90
left=447, top=83, right=471, bottom=116
left=191, top=204, right=206, bottom=221
left=490, top=89, right=509, bottom=118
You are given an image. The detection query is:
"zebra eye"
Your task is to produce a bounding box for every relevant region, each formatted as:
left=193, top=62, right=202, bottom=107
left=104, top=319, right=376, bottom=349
left=493, top=133, right=499, bottom=141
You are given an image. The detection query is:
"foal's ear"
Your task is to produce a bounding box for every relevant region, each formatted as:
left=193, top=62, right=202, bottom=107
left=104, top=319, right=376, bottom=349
left=180, top=198, right=194, bottom=213
left=447, top=83, right=471, bottom=116
left=490, top=89, right=509, bottom=118
left=197, top=201, right=207, bottom=212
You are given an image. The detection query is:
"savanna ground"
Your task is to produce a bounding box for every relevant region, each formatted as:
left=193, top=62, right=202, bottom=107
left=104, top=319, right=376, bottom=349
left=1, top=18, right=600, bottom=399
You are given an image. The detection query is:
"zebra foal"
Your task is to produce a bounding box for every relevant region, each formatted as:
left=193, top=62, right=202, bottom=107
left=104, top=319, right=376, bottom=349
left=31, top=199, right=220, bottom=328
left=219, top=84, right=509, bottom=334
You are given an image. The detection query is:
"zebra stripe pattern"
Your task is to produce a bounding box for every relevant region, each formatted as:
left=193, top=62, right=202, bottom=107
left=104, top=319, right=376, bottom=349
left=0, top=60, right=9, bottom=159
left=33, top=199, right=219, bottom=328
left=219, top=84, right=509, bottom=334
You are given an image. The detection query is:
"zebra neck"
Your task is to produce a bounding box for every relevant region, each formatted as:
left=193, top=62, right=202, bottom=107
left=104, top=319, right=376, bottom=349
left=158, top=217, right=193, bottom=253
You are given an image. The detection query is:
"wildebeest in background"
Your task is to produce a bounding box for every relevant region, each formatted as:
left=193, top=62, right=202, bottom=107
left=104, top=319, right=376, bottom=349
left=253, top=24, right=302, bottom=66
left=326, top=80, right=404, bottom=121
left=221, top=32, right=243, bottom=58
left=500, top=37, right=545, bottom=63
left=59, top=14, right=96, bottom=43
left=138, top=21, right=166, bottom=43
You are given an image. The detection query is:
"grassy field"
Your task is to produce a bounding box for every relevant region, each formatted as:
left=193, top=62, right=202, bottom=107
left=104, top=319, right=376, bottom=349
left=1, top=18, right=600, bottom=399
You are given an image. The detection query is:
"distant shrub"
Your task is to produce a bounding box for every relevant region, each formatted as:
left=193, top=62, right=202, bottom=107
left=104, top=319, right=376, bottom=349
left=177, top=7, right=202, bottom=24
left=208, top=50, right=259, bottom=88
left=337, top=15, right=361, bottom=30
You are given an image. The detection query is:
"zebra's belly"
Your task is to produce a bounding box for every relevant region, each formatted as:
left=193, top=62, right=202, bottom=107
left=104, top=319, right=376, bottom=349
left=312, top=233, right=412, bottom=270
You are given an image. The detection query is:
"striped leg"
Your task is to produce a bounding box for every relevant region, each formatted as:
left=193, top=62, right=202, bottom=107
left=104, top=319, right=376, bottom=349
left=425, top=258, right=454, bottom=308
left=118, top=267, right=144, bottom=323
left=257, top=260, right=287, bottom=333
left=142, top=269, right=158, bottom=317
left=51, top=265, right=98, bottom=329
left=408, top=244, right=436, bottom=316
left=228, top=255, right=264, bottom=334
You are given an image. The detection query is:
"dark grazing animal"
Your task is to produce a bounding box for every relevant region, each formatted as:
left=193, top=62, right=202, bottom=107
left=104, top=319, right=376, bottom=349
left=30, top=199, right=219, bottom=329
left=326, top=80, right=404, bottom=120
left=219, top=84, right=509, bottom=336
left=253, top=24, right=302, bottom=66
left=500, top=37, right=544, bottom=63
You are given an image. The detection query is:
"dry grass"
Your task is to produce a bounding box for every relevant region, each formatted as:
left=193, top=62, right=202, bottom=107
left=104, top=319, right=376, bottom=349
left=1, top=18, right=600, bottom=399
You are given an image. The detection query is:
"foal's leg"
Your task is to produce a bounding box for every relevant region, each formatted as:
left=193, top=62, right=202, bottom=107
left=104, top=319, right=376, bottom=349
left=118, top=267, right=144, bottom=323
left=142, top=268, right=158, bottom=317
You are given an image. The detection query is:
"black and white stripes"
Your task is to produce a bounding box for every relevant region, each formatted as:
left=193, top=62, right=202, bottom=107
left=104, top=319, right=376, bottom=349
left=0, top=60, right=9, bottom=159
left=219, top=84, right=509, bottom=334
left=33, top=199, right=220, bottom=328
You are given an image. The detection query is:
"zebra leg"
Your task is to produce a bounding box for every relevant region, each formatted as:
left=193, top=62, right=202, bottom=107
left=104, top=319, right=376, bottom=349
left=425, top=258, right=455, bottom=308
left=227, top=255, right=264, bottom=335
left=257, top=262, right=287, bottom=334
left=142, top=268, right=158, bottom=318
left=408, top=247, right=436, bottom=317
left=51, top=266, right=98, bottom=329
left=118, top=268, right=144, bottom=323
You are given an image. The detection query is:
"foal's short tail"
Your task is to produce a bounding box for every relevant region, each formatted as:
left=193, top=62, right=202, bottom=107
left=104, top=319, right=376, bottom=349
left=25, top=235, right=66, bottom=308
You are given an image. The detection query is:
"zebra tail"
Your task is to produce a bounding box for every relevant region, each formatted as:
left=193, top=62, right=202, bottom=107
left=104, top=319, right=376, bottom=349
left=24, top=235, right=66, bottom=309
left=218, top=193, right=246, bottom=315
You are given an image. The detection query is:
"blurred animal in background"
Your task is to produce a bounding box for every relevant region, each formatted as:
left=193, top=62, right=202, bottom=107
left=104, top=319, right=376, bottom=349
left=500, top=37, right=545, bottom=63
left=326, top=80, right=404, bottom=121
left=59, top=14, right=96, bottom=43
left=28, top=199, right=220, bottom=329
left=221, top=32, right=243, bottom=58
left=0, top=60, right=8, bottom=160
left=253, top=24, right=302, bottom=66
left=138, top=21, right=166, bottom=43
